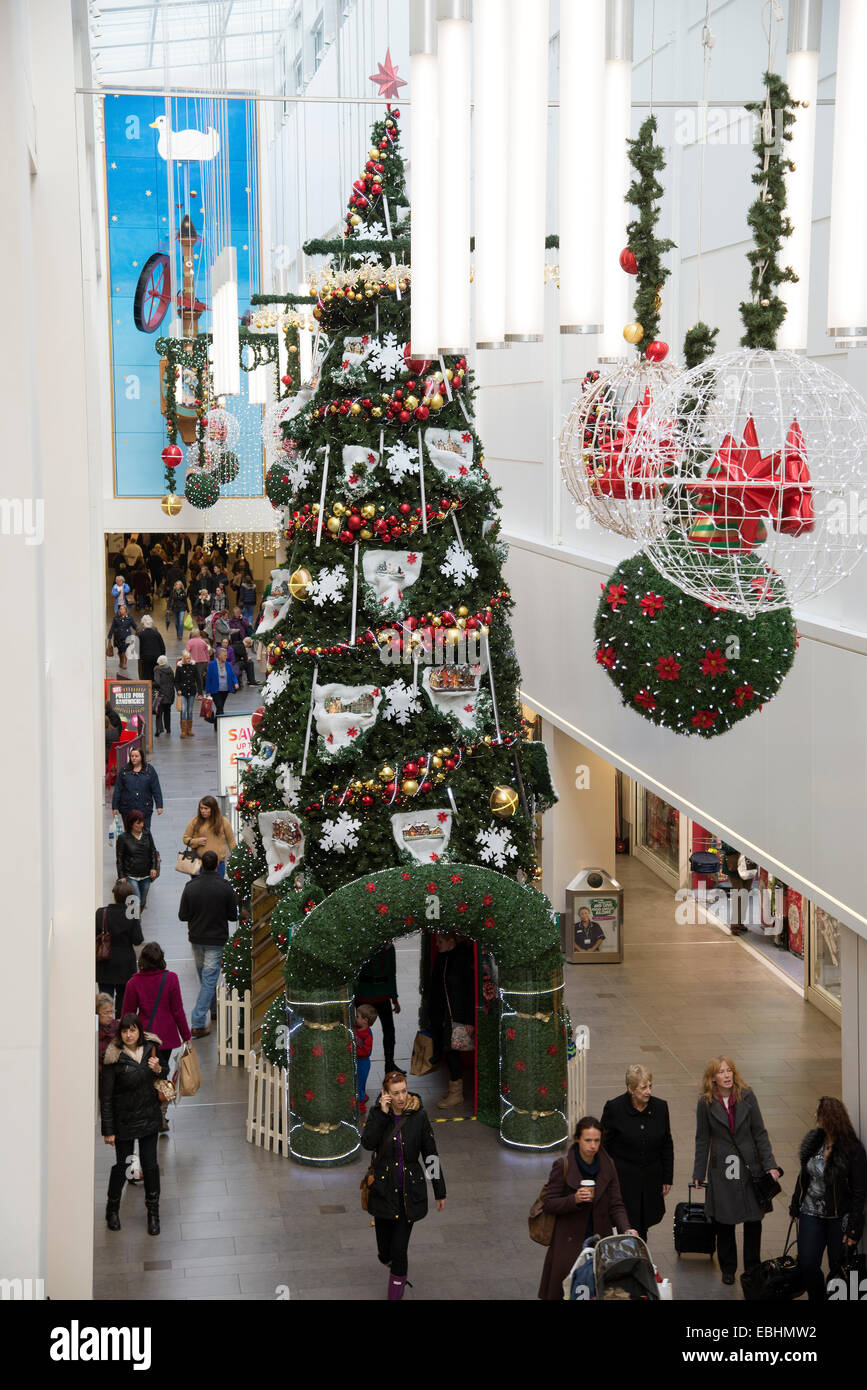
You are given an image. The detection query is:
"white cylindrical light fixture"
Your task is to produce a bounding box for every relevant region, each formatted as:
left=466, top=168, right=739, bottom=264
left=474, top=0, right=508, bottom=348
left=505, top=0, right=549, bottom=342
left=247, top=363, right=268, bottom=405
left=559, top=0, right=606, bottom=334
left=828, top=0, right=867, bottom=346
left=778, top=0, right=821, bottom=351
left=410, top=0, right=440, bottom=359
left=437, top=0, right=473, bottom=353
left=599, top=0, right=634, bottom=363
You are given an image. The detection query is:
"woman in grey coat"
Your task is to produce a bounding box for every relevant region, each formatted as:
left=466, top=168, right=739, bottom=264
left=152, top=655, right=176, bottom=738
left=692, top=1055, right=780, bottom=1285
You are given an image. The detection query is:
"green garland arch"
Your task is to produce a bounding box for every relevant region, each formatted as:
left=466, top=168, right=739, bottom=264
left=260, top=863, right=567, bottom=1164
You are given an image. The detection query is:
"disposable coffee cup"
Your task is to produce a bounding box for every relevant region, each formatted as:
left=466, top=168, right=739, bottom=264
left=579, top=1179, right=595, bottom=1191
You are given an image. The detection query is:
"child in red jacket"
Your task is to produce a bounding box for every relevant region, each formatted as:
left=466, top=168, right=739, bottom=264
left=354, top=1004, right=377, bottom=1115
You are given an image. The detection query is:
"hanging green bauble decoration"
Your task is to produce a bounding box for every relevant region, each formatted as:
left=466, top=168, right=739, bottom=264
left=184, top=469, right=221, bottom=510
left=594, top=552, right=797, bottom=739
left=265, top=461, right=297, bottom=508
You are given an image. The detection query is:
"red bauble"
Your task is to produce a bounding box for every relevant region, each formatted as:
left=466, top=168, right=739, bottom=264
left=404, top=762, right=419, bottom=776
left=357, top=197, right=369, bottom=209
left=399, top=409, right=411, bottom=423
left=347, top=514, right=364, bottom=531
left=403, top=343, right=432, bottom=376
left=442, top=610, right=456, bottom=626
left=390, top=526, right=403, bottom=538
left=251, top=707, right=266, bottom=730
left=415, top=406, right=429, bottom=421
left=339, top=530, right=354, bottom=544
left=383, top=782, right=396, bottom=796
left=619, top=247, right=638, bottom=274
left=281, top=374, right=292, bottom=386
left=645, top=340, right=670, bottom=363
left=353, top=179, right=366, bottom=193
left=362, top=795, right=374, bottom=808
left=371, top=183, right=382, bottom=195
left=399, top=502, right=412, bottom=516
left=419, top=781, right=432, bottom=794
left=161, top=444, right=183, bottom=469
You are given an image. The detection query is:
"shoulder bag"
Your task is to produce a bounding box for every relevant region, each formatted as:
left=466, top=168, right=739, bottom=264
left=444, top=971, right=475, bottom=1052
left=96, top=907, right=112, bottom=964
left=740, top=1220, right=804, bottom=1300
left=176, top=847, right=201, bottom=876
left=528, top=1157, right=569, bottom=1246
left=145, top=973, right=175, bottom=1103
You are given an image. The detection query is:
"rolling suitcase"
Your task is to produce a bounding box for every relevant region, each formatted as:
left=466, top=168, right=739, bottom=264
left=673, top=1183, right=716, bottom=1256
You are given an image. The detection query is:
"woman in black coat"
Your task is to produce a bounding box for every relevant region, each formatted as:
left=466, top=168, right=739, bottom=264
left=96, top=879, right=144, bottom=1013
left=790, top=1096, right=867, bottom=1301
left=426, top=932, right=475, bottom=1110
left=361, top=1071, right=446, bottom=1300
left=115, top=810, right=159, bottom=913
left=601, top=1064, right=674, bottom=1240
left=100, top=1013, right=166, bottom=1235
left=137, top=615, right=165, bottom=685
left=152, top=656, right=176, bottom=736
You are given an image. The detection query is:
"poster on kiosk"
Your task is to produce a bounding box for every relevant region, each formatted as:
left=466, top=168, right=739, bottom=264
left=564, top=868, right=623, bottom=964
left=216, top=712, right=255, bottom=798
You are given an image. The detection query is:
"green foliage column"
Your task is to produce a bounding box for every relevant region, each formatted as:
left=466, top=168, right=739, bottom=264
left=286, top=985, right=359, bottom=1165
left=499, top=964, right=568, bottom=1150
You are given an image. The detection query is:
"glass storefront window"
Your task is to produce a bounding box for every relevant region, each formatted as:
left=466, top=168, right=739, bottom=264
left=810, top=905, right=842, bottom=1006
left=638, top=789, right=680, bottom=875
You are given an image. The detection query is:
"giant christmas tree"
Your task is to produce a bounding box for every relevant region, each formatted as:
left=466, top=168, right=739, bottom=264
left=232, top=104, right=562, bottom=1163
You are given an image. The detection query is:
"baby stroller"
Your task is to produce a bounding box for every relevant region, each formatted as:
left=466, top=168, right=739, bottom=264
left=564, top=1233, right=663, bottom=1300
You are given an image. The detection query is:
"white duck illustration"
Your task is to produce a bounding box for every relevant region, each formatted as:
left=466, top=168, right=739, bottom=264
left=149, top=116, right=220, bottom=162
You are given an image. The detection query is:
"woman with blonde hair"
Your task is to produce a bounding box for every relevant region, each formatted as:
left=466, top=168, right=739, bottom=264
left=601, top=1064, right=674, bottom=1241
left=693, top=1056, right=780, bottom=1285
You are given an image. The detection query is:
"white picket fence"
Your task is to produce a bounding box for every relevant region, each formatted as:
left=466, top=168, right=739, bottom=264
left=216, top=984, right=251, bottom=1069
left=246, top=1048, right=291, bottom=1157
left=566, top=1027, right=590, bottom=1137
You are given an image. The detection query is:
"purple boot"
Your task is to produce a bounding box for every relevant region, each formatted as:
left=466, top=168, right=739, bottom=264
left=387, top=1275, right=407, bottom=1300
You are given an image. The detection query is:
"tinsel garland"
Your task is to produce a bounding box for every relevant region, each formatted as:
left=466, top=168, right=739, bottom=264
left=594, top=552, right=797, bottom=738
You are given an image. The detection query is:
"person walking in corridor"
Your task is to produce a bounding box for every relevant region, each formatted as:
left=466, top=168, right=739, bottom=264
left=692, top=1056, right=781, bottom=1285
left=182, top=795, right=235, bottom=876
left=137, top=614, right=165, bottom=686
left=178, top=851, right=239, bottom=1038
left=174, top=649, right=201, bottom=737
left=112, top=745, right=163, bottom=831
left=601, top=1065, right=674, bottom=1241
left=790, top=1096, right=867, bottom=1301
left=152, top=655, right=176, bottom=737
left=205, top=644, right=238, bottom=719
left=361, top=1071, right=446, bottom=1300
left=100, top=1013, right=166, bottom=1235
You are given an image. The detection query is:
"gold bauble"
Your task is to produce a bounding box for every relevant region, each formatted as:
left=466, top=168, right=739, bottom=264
left=434, top=371, right=443, bottom=382
left=333, top=501, right=344, bottom=515
left=442, top=747, right=452, bottom=757
left=352, top=780, right=363, bottom=791
left=490, top=785, right=519, bottom=818
left=372, top=407, right=383, bottom=418
left=161, top=493, right=183, bottom=517
left=360, top=528, right=373, bottom=540
left=378, top=765, right=396, bottom=783
left=350, top=403, right=361, bottom=416
left=457, top=605, right=469, bottom=618
left=401, top=778, right=419, bottom=796
left=326, top=517, right=341, bottom=534
left=623, top=322, right=644, bottom=345
left=350, top=214, right=362, bottom=227
left=369, top=147, right=379, bottom=159
left=445, top=368, right=454, bottom=381
left=405, top=394, right=419, bottom=411
left=361, top=503, right=376, bottom=519
left=289, top=568, right=312, bottom=601
left=483, top=735, right=492, bottom=745
left=430, top=393, right=444, bottom=410
left=445, top=627, right=461, bottom=645
left=381, top=394, right=391, bottom=403
left=432, top=756, right=443, bottom=770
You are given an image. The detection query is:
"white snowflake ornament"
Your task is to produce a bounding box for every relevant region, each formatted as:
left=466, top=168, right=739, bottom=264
left=385, top=440, right=419, bottom=484
left=441, top=540, right=479, bottom=586
left=382, top=679, right=423, bottom=726
left=309, top=566, right=349, bottom=607
left=369, top=332, right=406, bottom=382
left=476, top=823, right=518, bottom=870
left=319, top=812, right=361, bottom=855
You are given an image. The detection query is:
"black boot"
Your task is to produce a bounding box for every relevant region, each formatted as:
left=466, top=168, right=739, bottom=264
left=143, top=1168, right=161, bottom=1236
left=105, top=1199, right=121, bottom=1231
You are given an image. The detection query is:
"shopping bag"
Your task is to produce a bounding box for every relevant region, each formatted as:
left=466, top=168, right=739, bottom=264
left=183, top=612, right=194, bottom=631
left=410, top=1031, right=436, bottom=1077
left=178, top=1043, right=202, bottom=1097
left=200, top=696, right=215, bottom=723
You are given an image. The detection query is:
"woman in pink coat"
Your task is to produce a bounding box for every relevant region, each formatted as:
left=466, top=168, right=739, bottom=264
left=122, top=941, right=191, bottom=1134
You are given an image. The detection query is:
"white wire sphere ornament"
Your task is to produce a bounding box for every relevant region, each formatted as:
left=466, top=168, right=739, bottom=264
left=261, top=396, right=306, bottom=463
left=559, top=358, right=680, bottom=539
left=628, top=349, right=867, bottom=616
left=204, top=406, right=240, bottom=449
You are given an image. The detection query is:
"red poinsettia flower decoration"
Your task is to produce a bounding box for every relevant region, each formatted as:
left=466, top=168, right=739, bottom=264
left=337, top=1073, right=346, bottom=1085
left=304, top=1088, right=315, bottom=1101
left=403, top=916, right=414, bottom=926
left=482, top=894, right=493, bottom=906
left=595, top=644, right=617, bottom=670
left=437, top=812, right=448, bottom=823
left=655, top=655, right=681, bottom=682
left=692, top=709, right=717, bottom=729
left=484, top=916, right=496, bottom=930
left=401, top=872, right=411, bottom=881
left=547, top=1044, right=558, bottom=1056
left=732, top=684, right=757, bottom=707
left=700, top=648, right=728, bottom=676
left=377, top=903, right=389, bottom=915
left=633, top=688, right=657, bottom=711
left=457, top=902, right=468, bottom=913
left=639, top=592, right=665, bottom=618
left=537, top=1085, right=548, bottom=1097
left=365, top=882, right=377, bottom=893
left=605, top=582, right=628, bottom=611
left=426, top=882, right=438, bottom=893
left=312, top=1045, right=323, bottom=1057
left=502, top=1084, right=510, bottom=1095
left=450, top=874, right=462, bottom=885
left=506, top=1028, right=516, bottom=1041
left=515, top=1060, right=526, bottom=1072
left=429, top=852, right=440, bottom=862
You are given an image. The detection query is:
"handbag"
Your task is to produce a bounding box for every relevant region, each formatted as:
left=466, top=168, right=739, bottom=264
left=529, top=1157, right=568, bottom=1246
left=175, top=695, right=183, bottom=712
left=200, top=695, right=215, bottom=723
left=410, top=1031, right=436, bottom=1077
left=96, top=907, right=112, bottom=964
left=450, top=1022, right=475, bottom=1052
left=740, top=1220, right=804, bottom=1301
left=176, top=847, right=201, bottom=876
left=178, top=1042, right=202, bottom=1097
left=730, top=1132, right=783, bottom=1213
